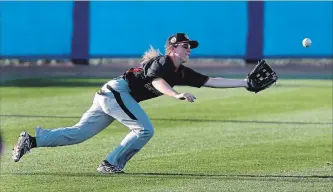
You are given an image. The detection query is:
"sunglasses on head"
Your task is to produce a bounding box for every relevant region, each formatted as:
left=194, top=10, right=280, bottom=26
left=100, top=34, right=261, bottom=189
left=174, top=43, right=191, bottom=49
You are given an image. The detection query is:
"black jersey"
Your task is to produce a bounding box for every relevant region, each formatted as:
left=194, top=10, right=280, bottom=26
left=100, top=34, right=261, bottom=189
left=122, top=55, right=209, bottom=102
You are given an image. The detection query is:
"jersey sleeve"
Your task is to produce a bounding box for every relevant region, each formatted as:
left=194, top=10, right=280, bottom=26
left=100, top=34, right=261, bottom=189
left=145, top=56, right=172, bottom=80
left=178, top=66, right=209, bottom=88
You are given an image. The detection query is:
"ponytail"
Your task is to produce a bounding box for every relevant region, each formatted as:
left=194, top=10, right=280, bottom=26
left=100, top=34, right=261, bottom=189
left=141, top=44, right=162, bottom=62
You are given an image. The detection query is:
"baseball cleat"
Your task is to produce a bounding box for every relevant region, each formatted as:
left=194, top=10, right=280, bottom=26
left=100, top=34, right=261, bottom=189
left=97, top=160, right=124, bottom=174
left=12, top=131, right=32, bottom=162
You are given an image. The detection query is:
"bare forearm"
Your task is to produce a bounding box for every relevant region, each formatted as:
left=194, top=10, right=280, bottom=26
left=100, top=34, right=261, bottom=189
left=203, top=77, right=248, bottom=88
left=152, top=78, right=179, bottom=98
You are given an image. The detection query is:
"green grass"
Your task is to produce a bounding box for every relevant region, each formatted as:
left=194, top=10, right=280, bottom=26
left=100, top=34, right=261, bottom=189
left=0, top=78, right=332, bottom=192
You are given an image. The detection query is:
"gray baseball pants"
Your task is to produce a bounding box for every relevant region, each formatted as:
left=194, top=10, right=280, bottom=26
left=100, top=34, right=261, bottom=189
left=35, top=78, right=154, bottom=169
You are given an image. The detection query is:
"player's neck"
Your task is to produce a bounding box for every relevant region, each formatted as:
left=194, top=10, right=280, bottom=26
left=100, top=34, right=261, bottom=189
left=168, top=54, right=182, bottom=68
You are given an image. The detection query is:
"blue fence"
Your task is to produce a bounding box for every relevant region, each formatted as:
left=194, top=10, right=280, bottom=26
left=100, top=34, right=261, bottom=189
left=0, top=1, right=73, bottom=58
left=263, top=2, right=333, bottom=58
left=0, top=1, right=332, bottom=59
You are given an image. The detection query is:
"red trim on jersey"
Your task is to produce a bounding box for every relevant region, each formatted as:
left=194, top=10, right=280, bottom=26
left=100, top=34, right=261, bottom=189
left=128, top=68, right=143, bottom=73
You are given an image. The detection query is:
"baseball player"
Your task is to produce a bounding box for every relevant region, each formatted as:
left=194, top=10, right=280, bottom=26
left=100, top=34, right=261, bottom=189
left=12, top=33, right=277, bottom=173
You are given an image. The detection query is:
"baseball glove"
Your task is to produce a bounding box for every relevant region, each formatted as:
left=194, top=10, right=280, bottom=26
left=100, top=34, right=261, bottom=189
left=246, top=60, right=278, bottom=93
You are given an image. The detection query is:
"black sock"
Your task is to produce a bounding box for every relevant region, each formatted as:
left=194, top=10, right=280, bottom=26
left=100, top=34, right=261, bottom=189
left=29, top=135, right=37, bottom=148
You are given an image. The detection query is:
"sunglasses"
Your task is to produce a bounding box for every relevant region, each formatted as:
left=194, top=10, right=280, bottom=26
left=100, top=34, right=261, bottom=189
left=174, top=43, right=191, bottom=49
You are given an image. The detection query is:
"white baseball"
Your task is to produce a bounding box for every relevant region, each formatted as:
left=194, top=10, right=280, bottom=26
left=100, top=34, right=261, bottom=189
left=302, top=38, right=312, bottom=48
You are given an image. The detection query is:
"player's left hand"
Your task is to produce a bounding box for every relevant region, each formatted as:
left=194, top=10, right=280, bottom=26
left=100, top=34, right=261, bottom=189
left=246, top=60, right=278, bottom=93
left=175, top=92, right=196, bottom=103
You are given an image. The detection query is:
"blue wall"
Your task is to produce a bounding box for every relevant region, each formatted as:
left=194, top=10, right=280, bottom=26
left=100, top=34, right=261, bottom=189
left=264, top=2, right=333, bottom=58
left=90, top=2, right=248, bottom=58
left=0, top=1, right=73, bottom=58
left=0, top=1, right=332, bottom=59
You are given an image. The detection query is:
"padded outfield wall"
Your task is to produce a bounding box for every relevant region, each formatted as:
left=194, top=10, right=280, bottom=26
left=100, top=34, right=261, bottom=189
left=0, top=1, right=332, bottom=59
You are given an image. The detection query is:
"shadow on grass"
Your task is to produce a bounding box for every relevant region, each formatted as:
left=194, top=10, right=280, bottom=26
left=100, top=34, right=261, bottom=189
left=275, top=84, right=332, bottom=88
left=1, top=78, right=332, bottom=88
left=0, top=78, right=107, bottom=87
left=5, top=172, right=332, bottom=181
left=1, top=114, right=331, bottom=125
left=129, top=172, right=333, bottom=181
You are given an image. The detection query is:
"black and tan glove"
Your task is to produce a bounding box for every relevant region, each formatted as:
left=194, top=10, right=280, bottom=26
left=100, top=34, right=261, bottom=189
left=246, top=60, right=278, bottom=93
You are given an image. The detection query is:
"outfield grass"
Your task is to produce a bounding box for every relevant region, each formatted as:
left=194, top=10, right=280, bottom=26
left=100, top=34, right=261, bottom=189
left=0, top=78, right=332, bottom=192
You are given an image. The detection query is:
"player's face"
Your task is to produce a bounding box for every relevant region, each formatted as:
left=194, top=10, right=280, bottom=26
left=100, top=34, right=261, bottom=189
left=173, top=43, right=191, bottom=63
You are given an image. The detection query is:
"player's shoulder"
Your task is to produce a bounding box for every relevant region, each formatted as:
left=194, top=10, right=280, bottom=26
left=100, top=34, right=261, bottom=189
left=156, top=55, right=173, bottom=66
left=178, top=64, right=192, bottom=71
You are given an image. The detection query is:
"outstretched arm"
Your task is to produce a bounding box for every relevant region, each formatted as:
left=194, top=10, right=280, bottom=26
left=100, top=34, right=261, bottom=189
left=152, top=78, right=196, bottom=102
left=203, top=77, right=248, bottom=88
left=152, top=78, right=179, bottom=97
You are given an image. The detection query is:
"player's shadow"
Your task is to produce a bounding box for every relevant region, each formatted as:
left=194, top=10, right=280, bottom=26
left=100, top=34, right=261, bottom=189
left=128, top=172, right=333, bottom=181
left=0, top=78, right=105, bottom=87
left=0, top=114, right=332, bottom=125
left=152, top=118, right=332, bottom=125
left=7, top=172, right=333, bottom=181
left=276, top=84, right=332, bottom=88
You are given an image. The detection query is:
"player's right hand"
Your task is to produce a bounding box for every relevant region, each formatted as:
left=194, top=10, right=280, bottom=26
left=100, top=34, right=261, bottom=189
left=175, top=93, right=196, bottom=103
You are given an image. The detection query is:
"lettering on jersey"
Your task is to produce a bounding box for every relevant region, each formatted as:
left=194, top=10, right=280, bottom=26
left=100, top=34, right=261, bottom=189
left=144, top=83, right=163, bottom=97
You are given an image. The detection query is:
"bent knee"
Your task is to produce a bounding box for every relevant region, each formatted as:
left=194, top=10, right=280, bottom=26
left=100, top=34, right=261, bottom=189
left=138, top=125, right=154, bottom=138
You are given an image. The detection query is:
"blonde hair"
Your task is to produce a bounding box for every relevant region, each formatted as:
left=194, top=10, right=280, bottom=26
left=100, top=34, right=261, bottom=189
left=164, top=41, right=172, bottom=55
left=141, top=42, right=175, bottom=62
left=141, top=44, right=162, bottom=62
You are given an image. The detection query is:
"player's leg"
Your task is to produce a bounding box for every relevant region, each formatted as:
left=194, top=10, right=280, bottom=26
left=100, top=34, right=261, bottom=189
left=35, top=101, right=115, bottom=147
left=12, top=94, right=114, bottom=162
left=96, top=79, right=154, bottom=173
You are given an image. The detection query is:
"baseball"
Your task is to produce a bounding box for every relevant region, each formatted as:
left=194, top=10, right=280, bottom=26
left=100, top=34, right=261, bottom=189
left=302, top=38, right=312, bottom=48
